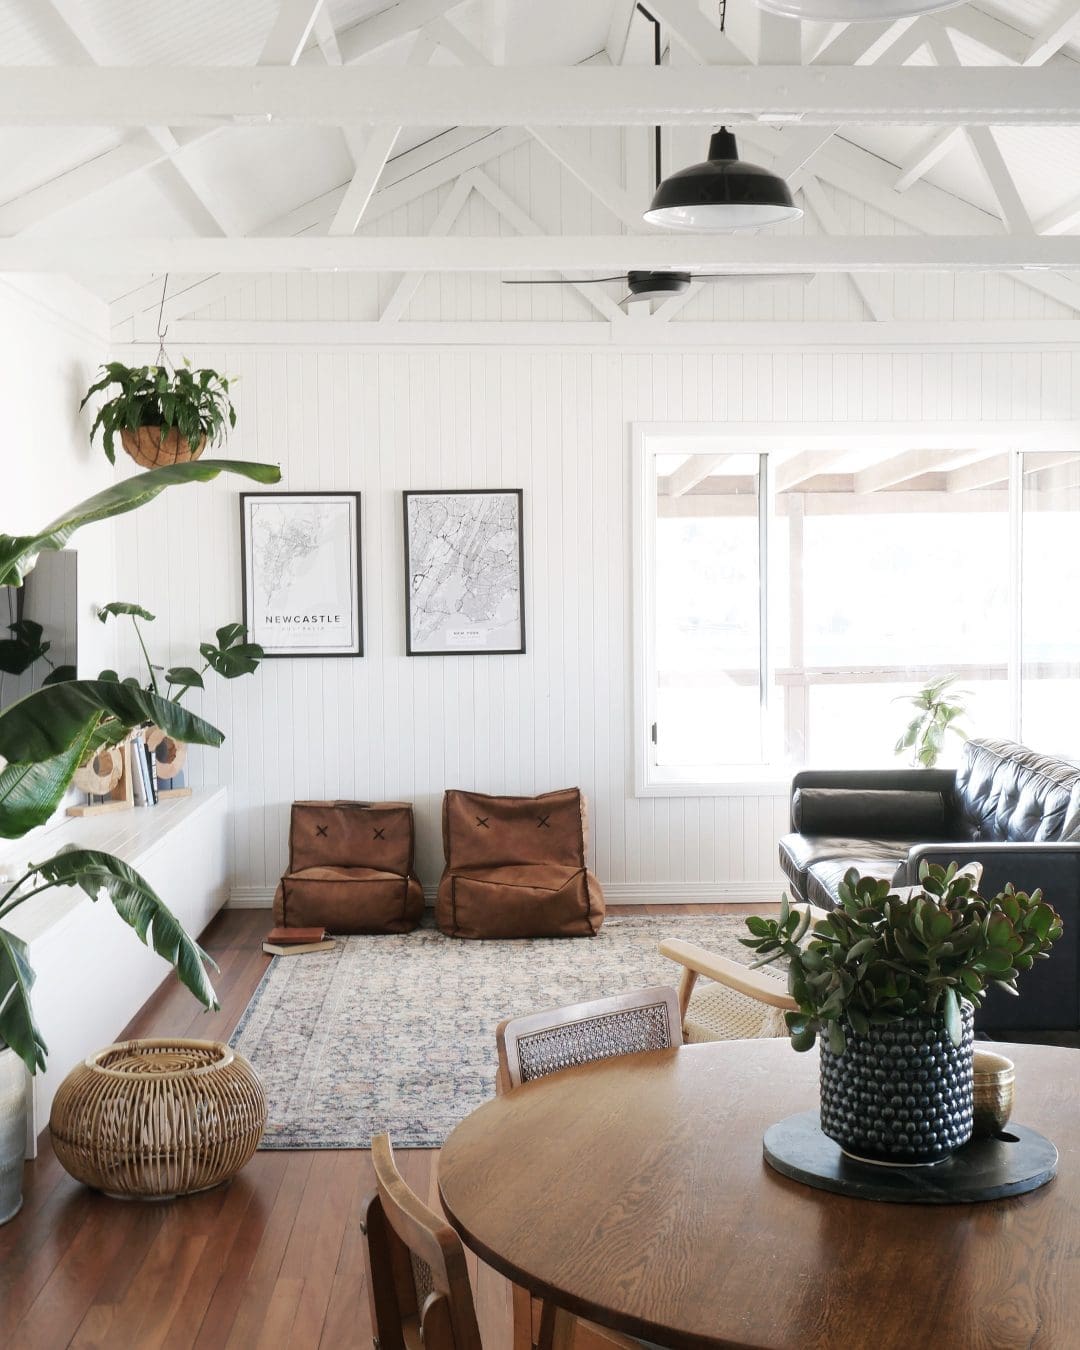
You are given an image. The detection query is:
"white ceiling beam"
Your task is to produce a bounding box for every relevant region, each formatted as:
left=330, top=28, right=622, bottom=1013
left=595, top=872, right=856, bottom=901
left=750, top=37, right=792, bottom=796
left=259, top=0, right=326, bottom=65
left=1023, top=3, right=1080, bottom=67
left=939, top=6, right=1068, bottom=67
left=5, top=66, right=1080, bottom=127
left=775, top=450, right=852, bottom=492
left=605, top=0, right=638, bottom=65
left=663, top=455, right=736, bottom=496
left=801, top=177, right=892, bottom=322
left=9, top=235, right=1080, bottom=275
left=853, top=446, right=994, bottom=493
left=311, top=4, right=344, bottom=64
left=946, top=455, right=1010, bottom=492
left=894, top=127, right=959, bottom=194
left=965, top=125, right=1034, bottom=234
left=119, top=318, right=1080, bottom=348
left=469, top=171, right=628, bottom=323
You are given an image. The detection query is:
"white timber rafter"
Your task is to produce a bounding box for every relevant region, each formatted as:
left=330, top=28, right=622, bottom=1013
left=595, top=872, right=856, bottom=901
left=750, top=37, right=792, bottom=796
left=3, top=66, right=1079, bottom=127
left=663, top=454, right=736, bottom=496
left=259, top=0, right=327, bottom=65
left=853, top=446, right=995, bottom=492
left=7, top=235, right=1080, bottom=275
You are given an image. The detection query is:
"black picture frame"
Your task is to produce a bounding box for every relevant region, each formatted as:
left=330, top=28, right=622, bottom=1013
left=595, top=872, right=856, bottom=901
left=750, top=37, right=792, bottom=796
left=240, top=491, right=363, bottom=658
left=402, top=489, right=525, bottom=656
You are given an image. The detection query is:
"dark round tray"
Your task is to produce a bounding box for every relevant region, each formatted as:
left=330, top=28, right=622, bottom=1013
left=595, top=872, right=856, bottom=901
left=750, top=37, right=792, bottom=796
left=763, top=1110, right=1057, bottom=1204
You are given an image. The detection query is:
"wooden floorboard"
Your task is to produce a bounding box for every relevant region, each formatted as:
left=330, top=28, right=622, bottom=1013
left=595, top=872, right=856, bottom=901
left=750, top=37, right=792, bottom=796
left=6, top=902, right=768, bottom=1348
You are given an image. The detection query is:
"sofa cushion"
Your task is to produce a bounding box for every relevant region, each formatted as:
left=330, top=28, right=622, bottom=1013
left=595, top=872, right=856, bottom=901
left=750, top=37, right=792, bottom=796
left=288, top=800, right=417, bottom=874
left=955, top=739, right=1080, bottom=843
left=436, top=864, right=603, bottom=940
left=779, top=833, right=918, bottom=898
left=792, top=787, right=948, bottom=839
left=442, top=788, right=587, bottom=870
left=805, top=858, right=902, bottom=909
left=274, top=866, right=424, bottom=934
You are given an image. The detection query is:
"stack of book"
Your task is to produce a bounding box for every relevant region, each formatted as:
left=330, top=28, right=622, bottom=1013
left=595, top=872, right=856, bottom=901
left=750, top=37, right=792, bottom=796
left=129, top=730, right=159, bottom=806
left=263, top=926, right=336, bottom=957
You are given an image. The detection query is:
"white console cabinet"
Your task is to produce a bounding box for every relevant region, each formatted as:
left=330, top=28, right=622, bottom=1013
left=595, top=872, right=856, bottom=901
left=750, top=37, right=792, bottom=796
left=0, top=788, right=229, bottom=1153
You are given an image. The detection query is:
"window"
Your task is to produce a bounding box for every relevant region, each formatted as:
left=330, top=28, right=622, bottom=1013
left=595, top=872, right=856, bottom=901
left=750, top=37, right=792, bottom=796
left=633, top=428, right=1080, bottom=794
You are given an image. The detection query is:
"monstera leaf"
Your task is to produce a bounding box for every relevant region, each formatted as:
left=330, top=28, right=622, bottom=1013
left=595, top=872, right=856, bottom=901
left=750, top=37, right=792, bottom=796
left=0, top=459, right=280, bottom=588
left=0, top=681, right=224, bottom=838
left=200, top=623, right=264, bottom=680
left=0, top=846, right=219, bottom=1075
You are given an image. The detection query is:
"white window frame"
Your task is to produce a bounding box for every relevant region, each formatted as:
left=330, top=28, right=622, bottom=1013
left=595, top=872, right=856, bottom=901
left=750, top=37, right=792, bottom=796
left=632, top=419, right=1080, bottom=798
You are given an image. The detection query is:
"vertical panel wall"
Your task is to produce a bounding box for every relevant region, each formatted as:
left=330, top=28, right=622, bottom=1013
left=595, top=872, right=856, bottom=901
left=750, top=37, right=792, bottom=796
left=109, top=341, right=1080, bottom=902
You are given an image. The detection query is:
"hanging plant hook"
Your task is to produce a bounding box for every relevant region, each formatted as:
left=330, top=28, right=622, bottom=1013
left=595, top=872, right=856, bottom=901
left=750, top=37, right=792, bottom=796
left=155, top=273, right=170, bottom=369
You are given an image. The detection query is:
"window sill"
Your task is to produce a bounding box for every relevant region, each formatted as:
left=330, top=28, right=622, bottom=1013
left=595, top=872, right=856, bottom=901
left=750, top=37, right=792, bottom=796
left=636, top=771, right=791, bottom=799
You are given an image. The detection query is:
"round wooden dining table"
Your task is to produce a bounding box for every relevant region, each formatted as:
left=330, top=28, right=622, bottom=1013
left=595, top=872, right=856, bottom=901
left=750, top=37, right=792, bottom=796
left=437, top=1038, right=1080, bottom=1349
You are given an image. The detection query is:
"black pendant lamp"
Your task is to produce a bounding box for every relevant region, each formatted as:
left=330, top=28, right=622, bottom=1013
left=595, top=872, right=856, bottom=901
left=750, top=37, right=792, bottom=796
left=643, top=128, right=803, bottom=231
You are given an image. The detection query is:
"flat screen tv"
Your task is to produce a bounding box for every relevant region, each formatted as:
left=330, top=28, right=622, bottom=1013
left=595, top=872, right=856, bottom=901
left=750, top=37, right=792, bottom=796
left=0, top=549, right=78, bottom=713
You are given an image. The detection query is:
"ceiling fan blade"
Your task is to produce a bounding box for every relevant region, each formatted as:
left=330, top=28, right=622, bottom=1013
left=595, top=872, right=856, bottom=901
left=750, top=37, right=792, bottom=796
left=501, top=276, right=626, bottom=285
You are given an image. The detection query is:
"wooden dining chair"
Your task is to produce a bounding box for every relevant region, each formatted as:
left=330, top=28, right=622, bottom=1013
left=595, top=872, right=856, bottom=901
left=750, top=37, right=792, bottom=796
left=494, top=987, right=682, bottom=1350
left=495, top=985, right=683, bottom=1094
left=363, top=1133, right=642, bottom=1350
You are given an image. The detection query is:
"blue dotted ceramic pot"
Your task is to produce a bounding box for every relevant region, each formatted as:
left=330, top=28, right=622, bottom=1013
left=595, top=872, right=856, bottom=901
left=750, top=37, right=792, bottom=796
left=819, top=1002, right=975, bottom=1166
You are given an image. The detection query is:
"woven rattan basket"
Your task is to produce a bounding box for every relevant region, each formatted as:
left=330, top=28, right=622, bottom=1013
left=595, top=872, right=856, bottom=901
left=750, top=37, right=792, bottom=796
left=49, top=1039, right=266, bottom=1200
left=120, top=425, right=207, bottom=468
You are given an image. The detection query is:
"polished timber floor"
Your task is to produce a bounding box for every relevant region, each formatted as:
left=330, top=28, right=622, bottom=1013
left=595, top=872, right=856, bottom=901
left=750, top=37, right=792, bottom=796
left=2, top=901, right=751, bottom=1350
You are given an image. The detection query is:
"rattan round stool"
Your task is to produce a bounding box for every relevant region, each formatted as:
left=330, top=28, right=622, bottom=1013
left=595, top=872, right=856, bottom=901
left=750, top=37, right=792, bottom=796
left=49, top=1039, right=266, bottom=1200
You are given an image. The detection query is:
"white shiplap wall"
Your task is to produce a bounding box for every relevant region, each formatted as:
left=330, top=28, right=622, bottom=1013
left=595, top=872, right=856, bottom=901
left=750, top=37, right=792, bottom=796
left=109, top=340, right=1080, bottom=903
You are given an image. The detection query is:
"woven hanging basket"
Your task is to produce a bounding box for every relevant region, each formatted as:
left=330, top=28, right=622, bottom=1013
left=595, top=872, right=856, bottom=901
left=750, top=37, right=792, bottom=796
left=49, top=1038, right=266, bottom=1199
left=120, top=425, right=208, bottom=469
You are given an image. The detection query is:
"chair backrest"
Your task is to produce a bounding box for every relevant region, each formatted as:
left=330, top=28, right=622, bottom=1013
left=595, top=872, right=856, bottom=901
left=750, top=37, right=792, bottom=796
left=442, top=788, right=587, bottom=870
left=288, top=800, right=415, bottom=875
left=363, top=1134, right=482, bottom=1350
left=496, top=985, right=683, bottom=1091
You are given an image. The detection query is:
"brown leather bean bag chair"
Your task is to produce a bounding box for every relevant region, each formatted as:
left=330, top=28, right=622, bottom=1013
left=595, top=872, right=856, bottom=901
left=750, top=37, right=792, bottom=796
left=436, top=788, right=605, bottom=939
left=273, top=801, right=424, bottom=934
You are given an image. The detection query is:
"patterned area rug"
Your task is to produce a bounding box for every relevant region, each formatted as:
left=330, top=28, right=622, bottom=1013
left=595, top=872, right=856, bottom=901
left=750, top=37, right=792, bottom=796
left=230, top=913, right=767, bottom=1149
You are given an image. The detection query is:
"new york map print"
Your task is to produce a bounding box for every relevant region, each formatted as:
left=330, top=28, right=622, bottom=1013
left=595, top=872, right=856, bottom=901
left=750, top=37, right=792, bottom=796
left=405, top=491, right=524, bottom=654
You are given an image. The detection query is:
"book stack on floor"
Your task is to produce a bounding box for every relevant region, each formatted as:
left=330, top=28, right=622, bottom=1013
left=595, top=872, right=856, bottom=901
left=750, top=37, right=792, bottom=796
left=263, top=926, right=335, bottom=957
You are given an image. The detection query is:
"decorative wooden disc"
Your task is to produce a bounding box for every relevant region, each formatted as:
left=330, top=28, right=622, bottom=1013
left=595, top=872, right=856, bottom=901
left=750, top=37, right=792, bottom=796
left=73, top=746, right=124, bottom=795
left=146, top=726, right=187, bottom=781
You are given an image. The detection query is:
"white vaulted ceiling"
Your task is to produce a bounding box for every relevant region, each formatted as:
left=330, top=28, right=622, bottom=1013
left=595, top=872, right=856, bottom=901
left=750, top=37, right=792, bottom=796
left=0, top=0, right=1079, bottom=337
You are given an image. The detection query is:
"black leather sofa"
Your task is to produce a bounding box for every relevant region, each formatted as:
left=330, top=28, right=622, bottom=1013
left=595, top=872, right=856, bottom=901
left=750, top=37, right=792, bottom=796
left=778, top=738, right=1080, bottom=1032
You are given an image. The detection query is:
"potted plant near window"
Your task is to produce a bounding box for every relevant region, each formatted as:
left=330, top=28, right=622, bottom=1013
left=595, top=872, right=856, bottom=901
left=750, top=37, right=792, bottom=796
left=742, top=865, right=1062, bottom=1165
left=0, top=456, right=279, bottom=1223
left=80, top=361, right=237, bottom=469
left=894, top=673, right=970, bottom=768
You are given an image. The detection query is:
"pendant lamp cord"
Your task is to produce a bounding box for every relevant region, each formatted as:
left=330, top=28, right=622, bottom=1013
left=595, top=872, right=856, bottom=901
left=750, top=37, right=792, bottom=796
left=155, top=273, right=170, bottom=368
left=718, top=0, right=727, bottom=32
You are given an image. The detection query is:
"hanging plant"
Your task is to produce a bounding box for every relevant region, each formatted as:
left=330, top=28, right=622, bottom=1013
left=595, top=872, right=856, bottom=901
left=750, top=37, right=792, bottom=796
left=80, top=361, right=237, bottom=469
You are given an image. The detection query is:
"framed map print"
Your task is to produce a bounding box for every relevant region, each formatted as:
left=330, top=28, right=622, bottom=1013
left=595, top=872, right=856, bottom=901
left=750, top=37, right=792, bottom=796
left=403, top=489, right=525, bottom=656
left=240, top=492, right=363, bottom=658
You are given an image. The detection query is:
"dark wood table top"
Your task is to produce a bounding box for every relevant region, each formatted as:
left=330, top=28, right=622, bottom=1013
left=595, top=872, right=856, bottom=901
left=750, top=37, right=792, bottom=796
left=437, top=1039, right=1080, bottom=1350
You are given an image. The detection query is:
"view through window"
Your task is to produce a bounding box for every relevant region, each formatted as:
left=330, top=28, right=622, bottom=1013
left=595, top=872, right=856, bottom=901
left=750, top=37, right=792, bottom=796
left=643, top=442, right=1080, bottom=786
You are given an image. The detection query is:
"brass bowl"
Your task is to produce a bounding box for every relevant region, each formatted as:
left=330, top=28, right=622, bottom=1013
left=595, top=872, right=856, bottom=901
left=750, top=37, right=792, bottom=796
left=972, top=1051, right=1015, bottom=1138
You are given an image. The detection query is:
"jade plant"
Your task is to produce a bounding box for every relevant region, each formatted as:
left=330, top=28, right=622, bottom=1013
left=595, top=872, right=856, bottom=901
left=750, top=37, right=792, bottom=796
left=97, top=602, right=263, bottom=702
left=741, top=864, right=1063, bottom=1056
left=80, top=360, right=237, bottom=465
left=0, top=457, right=280, bottom=1074
left=894, top=673, right=969, bottom=769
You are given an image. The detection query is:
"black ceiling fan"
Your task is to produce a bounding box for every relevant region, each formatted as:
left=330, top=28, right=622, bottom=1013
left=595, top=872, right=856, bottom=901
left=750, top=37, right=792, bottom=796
left=503, top=269, right=812, bottom=306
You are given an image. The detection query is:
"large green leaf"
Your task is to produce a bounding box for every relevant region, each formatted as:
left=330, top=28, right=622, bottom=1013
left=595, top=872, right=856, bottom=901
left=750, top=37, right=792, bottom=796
left=98, top=601, right=156, bottom=624
left=0, top=925, right=46, bottom=1075
left=0, top=459, right=281, bottom=588
left=0, top=679, right=223, bottom=764
left=30, top=847, right=219, bottom=1015
left=0, top=719, right=97, bottom=840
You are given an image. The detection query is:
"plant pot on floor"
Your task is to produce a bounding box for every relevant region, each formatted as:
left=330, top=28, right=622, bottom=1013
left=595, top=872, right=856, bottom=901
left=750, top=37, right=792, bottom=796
left=819, top=1001, right=975, bottom=1166
left=120, top=426, right=207, bottom=469
left=0, top=1045, right=28, bottom=1224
